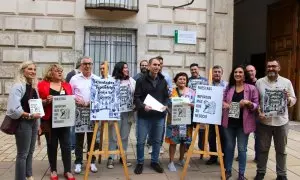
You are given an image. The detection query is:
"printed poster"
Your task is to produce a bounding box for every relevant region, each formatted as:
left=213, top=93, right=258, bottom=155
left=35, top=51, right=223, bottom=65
left=29, top=99, right=45, bottom=117
left=75, top=107, right=93, bottom=133
left=263, top=88, right=287, bottom=117
left=171, top=97, right=191, bottom=125
left=228, top=102, right=240, bottom=119
left=52, top=95, right=76, bottom=128
left=119, top=84, right=134, bottom=112
left=193, top=85, right=223, bottom=125
left=90, top=78, right=121, bottom=121
left=188, top=79, right=208, bottom=91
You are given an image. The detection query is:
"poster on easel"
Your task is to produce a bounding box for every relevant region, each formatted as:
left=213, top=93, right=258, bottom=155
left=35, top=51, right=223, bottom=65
left=263, top=88, right=287, bottom=117
left=52, top=95, right=76, bottom=128
left=171, top=97, right=191, bottom=125
left=193, top=85, right=223, bottom=125
left=75, top=107, right=94, bottom=133
left=90, top=78, right=121, bottom=121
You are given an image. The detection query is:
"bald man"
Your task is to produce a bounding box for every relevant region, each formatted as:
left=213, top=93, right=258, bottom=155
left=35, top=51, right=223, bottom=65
left=246, top=65, right=257, bottom=85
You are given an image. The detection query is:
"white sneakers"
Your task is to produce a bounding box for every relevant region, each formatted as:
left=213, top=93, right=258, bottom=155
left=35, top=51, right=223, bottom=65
left=26, top=177, right=34, bottom=180
left=90, top=163, right=98, bottom=173
left=168, top=162, right=177, bottom=172
left=74, top=164, right=82, bottom=174
left=74, top=163, right=98, bottom=174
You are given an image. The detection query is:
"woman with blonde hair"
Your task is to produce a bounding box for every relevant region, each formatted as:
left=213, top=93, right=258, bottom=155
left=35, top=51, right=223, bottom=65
left=38, top=64, right=75, bottom=180
left=6, top=61, right=41, bottom=180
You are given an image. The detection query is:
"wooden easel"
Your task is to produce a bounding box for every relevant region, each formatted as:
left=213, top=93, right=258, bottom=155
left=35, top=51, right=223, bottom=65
left=180, top=68, right=225, bottom=180
left=180, top=124, right=225, bottom=180
left=84, top=61, right=130, bottom=180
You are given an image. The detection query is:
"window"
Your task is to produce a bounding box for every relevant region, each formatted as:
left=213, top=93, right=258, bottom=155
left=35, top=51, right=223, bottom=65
left=85, top=0, right=139, bottom=11
left=84, top=27, right=137, bottom=77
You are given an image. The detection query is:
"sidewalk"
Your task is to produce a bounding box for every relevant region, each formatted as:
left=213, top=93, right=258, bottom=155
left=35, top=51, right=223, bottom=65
left=0, top=114, right=300, bottom=179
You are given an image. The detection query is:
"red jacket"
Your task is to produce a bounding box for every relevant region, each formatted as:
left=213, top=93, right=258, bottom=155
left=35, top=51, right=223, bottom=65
left=38, top=80, right=73, bottom=121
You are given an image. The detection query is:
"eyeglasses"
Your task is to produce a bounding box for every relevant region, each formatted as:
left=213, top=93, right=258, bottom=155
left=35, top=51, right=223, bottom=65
left=82, top=63, right=93, bottom=66
left=140, top=65, right=147, bottom=67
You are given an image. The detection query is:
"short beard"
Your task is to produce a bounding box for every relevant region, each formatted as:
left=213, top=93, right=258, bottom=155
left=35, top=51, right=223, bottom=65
left=141, top=68, right=147, bottom=73
left=267, top=71, right=277, bottom=77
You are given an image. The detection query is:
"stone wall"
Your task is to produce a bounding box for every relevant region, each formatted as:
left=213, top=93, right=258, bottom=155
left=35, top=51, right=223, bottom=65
left=0, top=0, right=78, bottom=110
left=0, top=0, right=233, bottom=110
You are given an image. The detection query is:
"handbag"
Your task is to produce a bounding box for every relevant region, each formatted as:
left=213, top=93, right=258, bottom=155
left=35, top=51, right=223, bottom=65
left=0, top=86, right=34, bottom=135
left=0, top=115, right=21, bottom=135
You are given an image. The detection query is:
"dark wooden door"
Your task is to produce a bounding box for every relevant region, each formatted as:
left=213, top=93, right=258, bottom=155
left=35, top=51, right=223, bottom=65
left=267, top=0, right=298, bottom=120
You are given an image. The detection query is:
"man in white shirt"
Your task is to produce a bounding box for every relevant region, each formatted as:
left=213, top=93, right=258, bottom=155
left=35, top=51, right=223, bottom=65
left=255, top=59, right=296, bottom=180
left=69, top=56, right=98, bottom=174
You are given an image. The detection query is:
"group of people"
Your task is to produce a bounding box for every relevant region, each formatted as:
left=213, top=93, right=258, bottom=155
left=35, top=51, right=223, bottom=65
left=5, top=55, right=296, bottom=180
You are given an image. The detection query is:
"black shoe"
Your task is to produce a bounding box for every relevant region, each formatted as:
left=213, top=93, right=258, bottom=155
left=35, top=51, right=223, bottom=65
left=276, top=176, right=288, bottom=180
left=254, top=173, right=265, bottom=180
left=225, top=171, right=232, bottom=180
left=200, top=154, right=203, bottom=159
left=206, top=157, right=218, bottom=165
left=150, top=162, right=164, bottom=173
left=134, top=164, right=144, bottom=174
left=238, top=173, right=246, bottom=180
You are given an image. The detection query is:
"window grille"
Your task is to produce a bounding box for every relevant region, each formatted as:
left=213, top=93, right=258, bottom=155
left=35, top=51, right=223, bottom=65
left=84, top=27, right=137, bottom=77
left=85, top=0, right=139, bottom=11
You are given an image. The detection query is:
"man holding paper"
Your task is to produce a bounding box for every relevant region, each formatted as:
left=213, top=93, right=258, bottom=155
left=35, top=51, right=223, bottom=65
left=134, top=57, right=169, bottom=175
left=255, top=59, right=296, bottom=180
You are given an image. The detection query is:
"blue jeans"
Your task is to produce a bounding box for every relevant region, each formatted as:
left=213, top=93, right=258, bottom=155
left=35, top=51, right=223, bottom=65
left=254, top=119, right=259, bottom=160
left=136, top=117, right=164, bottom=164
left=223, top=126, right=249, bottom=174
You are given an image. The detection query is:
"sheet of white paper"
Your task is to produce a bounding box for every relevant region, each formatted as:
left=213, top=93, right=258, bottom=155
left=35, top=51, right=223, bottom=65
left=29, top=99, right=45, bottom=117
left=143, top=94, right=164, bottom=112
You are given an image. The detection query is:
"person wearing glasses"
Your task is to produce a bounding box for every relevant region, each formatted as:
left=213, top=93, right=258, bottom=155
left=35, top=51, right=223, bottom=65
left=38, top=64, right=75, bottom=180
left=69, top=57, right=98, bottom=174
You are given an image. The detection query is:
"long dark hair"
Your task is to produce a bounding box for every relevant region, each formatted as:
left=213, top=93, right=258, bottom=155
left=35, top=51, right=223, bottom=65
left=228, top=65, right=251, bottom=87
left=112, top=62, right=129, bottom=80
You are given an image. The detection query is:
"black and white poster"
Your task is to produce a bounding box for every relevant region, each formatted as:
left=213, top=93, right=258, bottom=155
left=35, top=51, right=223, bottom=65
left=171, top=97, right=191, bottom=125
left=263, top=88, right=287, bottom=117
left=75, top=107, right=93, bottom=133
left=29, top=99, right=45, bottom=117
left=228, top=102, right=240, bottom=119
left=52, top=95, right=76, bottom=128
left=119, top=84, right=133, bottom=112
left=188, top=79, right=208, bottom=91
left=193, top=85, right=223, bottom=125
left=90, top=78, right=121, bottom=121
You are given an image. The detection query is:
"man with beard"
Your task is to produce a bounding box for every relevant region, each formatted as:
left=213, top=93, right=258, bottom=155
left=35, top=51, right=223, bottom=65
left=188, top=63, right=208, bottom=159
left=133, top=60, right=148, bottom=81
left=254, top=59, right=296, bottom=180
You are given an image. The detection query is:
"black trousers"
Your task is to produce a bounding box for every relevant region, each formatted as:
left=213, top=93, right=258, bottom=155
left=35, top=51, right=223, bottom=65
left=75, top=132, right=98, bottom=164
left=45, top=127, right=71, bottom=173
left=208, top=124, right=225, bottom=159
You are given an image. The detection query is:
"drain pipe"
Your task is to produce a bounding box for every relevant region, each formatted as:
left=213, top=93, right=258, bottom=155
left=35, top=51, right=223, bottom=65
left=173, top=0, right=195, bottom=10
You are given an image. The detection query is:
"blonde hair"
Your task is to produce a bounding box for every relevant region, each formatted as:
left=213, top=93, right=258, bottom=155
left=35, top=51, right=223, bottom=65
left=14, top=61, right=38, bottom=89
left=43, top=64, right=64, bottom=82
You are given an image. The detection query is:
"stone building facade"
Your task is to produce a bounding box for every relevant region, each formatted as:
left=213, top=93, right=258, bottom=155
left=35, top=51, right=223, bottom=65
left=0, top=0, right=233, bottom=109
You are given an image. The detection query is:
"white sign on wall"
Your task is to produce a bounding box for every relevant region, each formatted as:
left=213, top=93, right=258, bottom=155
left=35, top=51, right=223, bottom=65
left=175, top=30, right=197, bottom=45
left=193, top=85, right=223, bottom=125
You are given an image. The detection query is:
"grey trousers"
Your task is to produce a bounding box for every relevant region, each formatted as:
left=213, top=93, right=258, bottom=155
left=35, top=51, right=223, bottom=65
left=15, top=119, right=38, bottom=180
left=256, top=122, right=289, bottom=176
left=108, top=112, right=132, bottom=159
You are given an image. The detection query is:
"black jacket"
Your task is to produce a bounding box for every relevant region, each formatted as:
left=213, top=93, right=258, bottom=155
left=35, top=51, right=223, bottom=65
left=134, top=72, right=169, bottom=120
